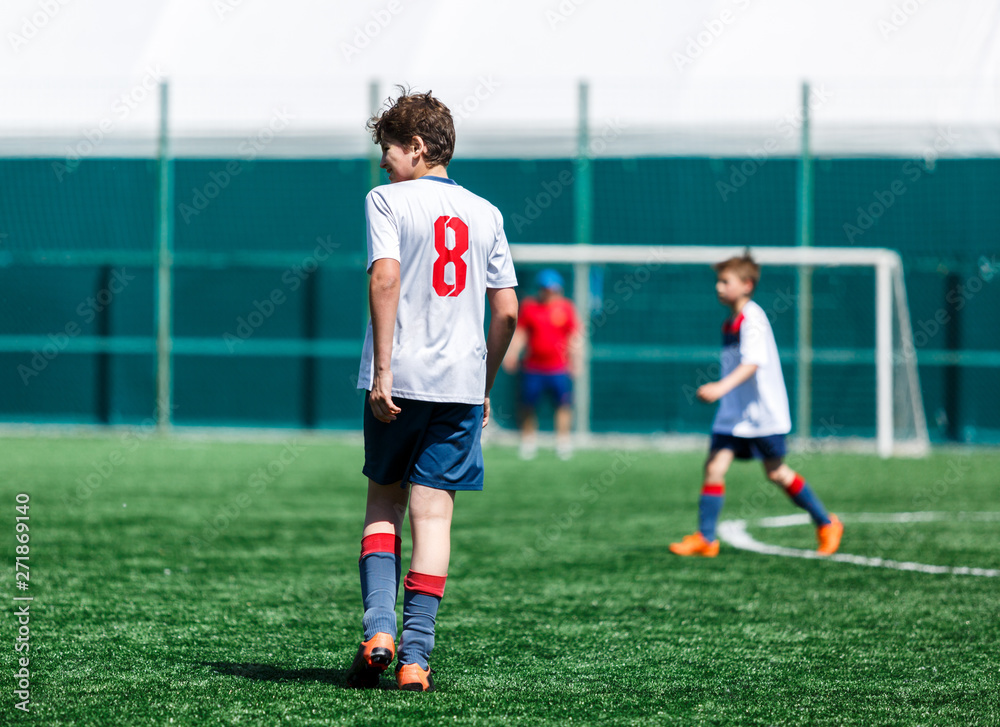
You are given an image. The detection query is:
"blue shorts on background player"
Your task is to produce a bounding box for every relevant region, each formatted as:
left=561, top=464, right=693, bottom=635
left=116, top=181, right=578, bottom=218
left=669, top=252, right=843, bottom=558
left=346, top=88, right=519, bottom=692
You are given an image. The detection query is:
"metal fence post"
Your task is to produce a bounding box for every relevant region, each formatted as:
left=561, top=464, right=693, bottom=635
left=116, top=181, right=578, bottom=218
left=796, top=80, right=814, bottom=441
left=155, top=81, right=174, bottom=430
left=573, top=80, right=592, bottom=436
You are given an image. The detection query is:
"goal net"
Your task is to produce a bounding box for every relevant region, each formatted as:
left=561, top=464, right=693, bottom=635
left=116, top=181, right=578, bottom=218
left=507, top=244, right=929, bottom=458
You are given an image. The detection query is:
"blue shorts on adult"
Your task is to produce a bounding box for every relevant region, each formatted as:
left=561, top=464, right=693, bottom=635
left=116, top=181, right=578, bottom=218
left=710, top=432, right=787, bottom=460
left=363, top=394, right=485, bottom=491
left=520, top=370, right=573, bottom=408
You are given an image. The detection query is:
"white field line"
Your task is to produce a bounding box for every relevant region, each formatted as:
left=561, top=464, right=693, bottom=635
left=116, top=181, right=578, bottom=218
left=717, top=512, right=1000, bottom=577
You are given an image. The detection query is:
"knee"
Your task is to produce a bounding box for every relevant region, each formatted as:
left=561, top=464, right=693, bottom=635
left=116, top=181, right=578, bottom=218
left=409, top=507, right=448, bottom=526
left=703, top=466, right=726, bottom=484
left=408, top=493, right=454, bottom=526
left=767, top=466, right=793, bottom=487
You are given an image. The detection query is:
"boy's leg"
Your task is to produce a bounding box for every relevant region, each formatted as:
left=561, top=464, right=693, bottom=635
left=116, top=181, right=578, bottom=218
left=519, top=373, right=541, bottom=459
left=407, top=484, right=455, bottom=576
left=763, top=458, right=842, bottom=554
left=519, top=409, right=538, bottom=456
left=519, top=408, right=538, bottom=460
left=347, top=480, right=410, bottom=688
left=670, top=447, right=733, bottom=556
left=359, top=479, right=409, bottom=638
left=555, top=404, right=573, bottom=459
left=762, top=459, right=831, bottom=526
left=554, top=373, right=573, bottom=460
left=397, top=484, right=454, bottom=678
left=396, top=401, right=482, bottom=690
left=699, top=448, right=734, bottom=541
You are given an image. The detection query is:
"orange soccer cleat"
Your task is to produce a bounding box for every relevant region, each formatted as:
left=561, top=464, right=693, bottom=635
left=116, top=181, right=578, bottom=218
left=396, top=662, right=435, bottom=692
left=817, top=514, right=844, bottom=555
left=669, top=532, right=720, bottom=557
left=345, top=632, right=395, bottom=689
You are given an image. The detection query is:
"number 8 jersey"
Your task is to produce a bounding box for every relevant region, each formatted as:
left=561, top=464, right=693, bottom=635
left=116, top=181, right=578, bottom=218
left=357, top=176, right=518, bottom=405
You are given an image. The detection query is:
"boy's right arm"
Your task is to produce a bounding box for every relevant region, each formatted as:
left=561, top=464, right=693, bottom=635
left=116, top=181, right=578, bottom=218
left=697, top=363, right=758, bottom=403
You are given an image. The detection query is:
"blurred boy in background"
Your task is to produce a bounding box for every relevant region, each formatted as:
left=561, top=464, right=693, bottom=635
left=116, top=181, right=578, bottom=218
left=670, top=252, right=842, bottom=558
left=503, top=269, right=580, bottom=461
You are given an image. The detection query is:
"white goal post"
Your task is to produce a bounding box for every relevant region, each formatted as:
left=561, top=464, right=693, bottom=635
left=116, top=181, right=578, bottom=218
left=508, top=244, right=930, bottom=459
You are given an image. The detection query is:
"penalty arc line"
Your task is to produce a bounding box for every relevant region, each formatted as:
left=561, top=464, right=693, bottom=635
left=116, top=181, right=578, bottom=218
left=717, top=512, right=1000, bottom=577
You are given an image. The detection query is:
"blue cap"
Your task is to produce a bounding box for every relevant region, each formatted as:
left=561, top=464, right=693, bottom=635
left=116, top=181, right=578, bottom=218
left=535, top=269, right=564, bottom=290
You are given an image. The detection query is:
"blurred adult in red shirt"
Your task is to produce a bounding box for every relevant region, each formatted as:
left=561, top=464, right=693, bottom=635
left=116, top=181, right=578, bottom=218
left=502, top=269, right=580, bottom=460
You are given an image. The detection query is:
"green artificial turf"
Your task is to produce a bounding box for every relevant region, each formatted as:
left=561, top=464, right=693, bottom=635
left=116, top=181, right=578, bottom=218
left=2, top=434, right=999, bottom=726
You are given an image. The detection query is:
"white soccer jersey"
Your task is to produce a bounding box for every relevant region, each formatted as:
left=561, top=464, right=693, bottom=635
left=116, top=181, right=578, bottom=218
left=357, top=176, right=518, bottom=405
left=712, top=299, right=792, bottom=437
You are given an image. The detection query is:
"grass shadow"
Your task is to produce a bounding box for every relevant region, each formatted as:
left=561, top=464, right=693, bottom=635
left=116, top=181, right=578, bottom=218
left=201, top=662, right=395, bottom=690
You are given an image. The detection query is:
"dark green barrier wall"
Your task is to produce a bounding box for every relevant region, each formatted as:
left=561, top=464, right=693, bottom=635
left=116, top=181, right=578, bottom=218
left=1, top=157, right=997, bottom=442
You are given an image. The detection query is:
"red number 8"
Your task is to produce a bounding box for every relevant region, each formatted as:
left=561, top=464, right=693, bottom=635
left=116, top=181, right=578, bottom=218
left=432, top=215, right=469, bottom=297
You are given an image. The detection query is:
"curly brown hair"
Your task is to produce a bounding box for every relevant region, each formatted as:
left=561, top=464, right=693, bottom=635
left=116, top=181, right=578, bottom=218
left=367, top=86, right=455, bottom=168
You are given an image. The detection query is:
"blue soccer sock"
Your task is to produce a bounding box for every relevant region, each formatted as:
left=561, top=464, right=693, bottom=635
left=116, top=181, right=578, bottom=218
left=397, top=571, right=446, bottom=669
left=359, top=533, right=401, bottom=640
left=698, top=482, right=725, bottom=542
left=786, top=474, right=831, bottom=526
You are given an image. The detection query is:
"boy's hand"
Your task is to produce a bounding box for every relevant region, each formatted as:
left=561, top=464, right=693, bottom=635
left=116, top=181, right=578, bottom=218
left=482, top=395, right=491, bottom=428
left=369, top=370, right=401, bottom=423
left=696, top=382, right=725, bottom=403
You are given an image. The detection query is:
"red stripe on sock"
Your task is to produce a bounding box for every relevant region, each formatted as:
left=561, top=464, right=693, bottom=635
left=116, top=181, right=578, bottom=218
left=701, top=482, right=725, bottom=497
left=787, top=474, right=805, bottom=496
left=360, top=533, right=402, bottom=560
left=404, top=570, right=447, bottom=598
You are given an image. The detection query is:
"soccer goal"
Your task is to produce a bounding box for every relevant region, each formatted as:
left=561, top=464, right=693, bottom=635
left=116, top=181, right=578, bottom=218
left=508, top=244, right=930, bottom=458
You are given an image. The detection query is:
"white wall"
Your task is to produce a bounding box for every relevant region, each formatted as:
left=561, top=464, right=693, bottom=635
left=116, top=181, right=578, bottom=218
left=2, top=0, right=998, bottom=155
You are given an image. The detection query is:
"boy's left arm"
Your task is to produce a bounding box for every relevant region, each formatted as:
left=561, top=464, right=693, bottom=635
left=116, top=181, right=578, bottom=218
left=697, top=363, right=758, bottom=403
left=364, top=190, right=402, bottom=423
left=484, top=287, right=519, bottom=427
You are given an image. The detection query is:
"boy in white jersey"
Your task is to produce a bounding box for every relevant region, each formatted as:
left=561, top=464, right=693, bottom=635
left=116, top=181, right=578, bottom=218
left=670, top=253, right=843, bottom=558
left=346, top=89, right=519, bottom=691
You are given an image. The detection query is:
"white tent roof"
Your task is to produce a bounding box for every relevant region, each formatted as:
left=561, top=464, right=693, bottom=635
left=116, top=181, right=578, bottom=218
left=2, top=0, right=998, bottom=156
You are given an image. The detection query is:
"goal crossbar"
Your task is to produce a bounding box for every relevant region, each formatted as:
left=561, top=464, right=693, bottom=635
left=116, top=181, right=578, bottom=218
left=509, top=244, right=930, bottom=458
left=510, top=244, right=901, bottom=268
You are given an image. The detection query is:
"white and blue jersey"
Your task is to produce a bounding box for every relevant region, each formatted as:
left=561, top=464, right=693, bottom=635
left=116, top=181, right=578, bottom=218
left=712, top=299, right=791, bottom=438
left=357, top=176, right=518, bottom=405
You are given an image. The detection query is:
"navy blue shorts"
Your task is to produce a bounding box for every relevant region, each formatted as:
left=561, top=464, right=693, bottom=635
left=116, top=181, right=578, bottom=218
left=520, top=370, right=573, bottom=408
left=710, top=432, right=787, bottom=461
left=363, top=394, right=485, bottom=491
